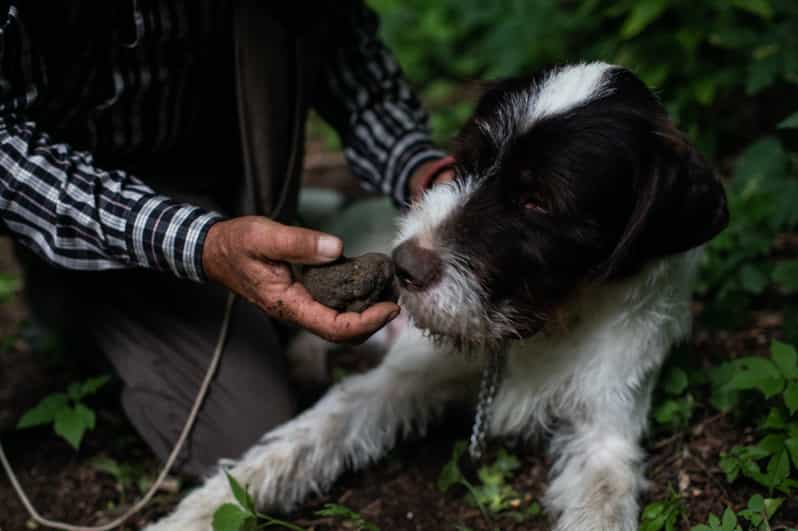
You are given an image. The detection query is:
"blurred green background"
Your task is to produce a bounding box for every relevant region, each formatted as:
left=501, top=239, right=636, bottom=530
left=367, top=0, right=798, bottom=336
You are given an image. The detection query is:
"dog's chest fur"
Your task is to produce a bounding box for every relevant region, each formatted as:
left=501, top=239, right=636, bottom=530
left=490, top=250, right=698, bottom=439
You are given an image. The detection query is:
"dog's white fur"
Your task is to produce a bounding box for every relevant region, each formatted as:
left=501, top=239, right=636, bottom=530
left=147, top=63, right=700, bottom=531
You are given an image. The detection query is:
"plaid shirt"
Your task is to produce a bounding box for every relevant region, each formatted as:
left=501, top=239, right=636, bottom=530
left=0, top=1, right=443, bottom=282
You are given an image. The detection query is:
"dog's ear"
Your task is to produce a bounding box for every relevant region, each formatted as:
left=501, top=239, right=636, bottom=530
left=599, top=120, right=729, bottom=278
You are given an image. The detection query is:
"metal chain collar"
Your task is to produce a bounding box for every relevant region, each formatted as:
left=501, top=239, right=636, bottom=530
left=469, top=346, right=508, bottom=460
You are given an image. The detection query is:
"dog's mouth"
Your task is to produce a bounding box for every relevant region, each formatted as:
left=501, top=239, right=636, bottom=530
left=398, top=285, right=545, bottom=353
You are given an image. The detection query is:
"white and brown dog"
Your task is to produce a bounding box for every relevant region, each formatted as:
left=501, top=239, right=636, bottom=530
left=148, top=62, right=728, bottom=531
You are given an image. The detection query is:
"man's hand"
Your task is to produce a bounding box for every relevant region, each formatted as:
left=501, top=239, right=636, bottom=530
left=202, top=217, right=400, bottom=344
left=408, top=156, right=456, bottom=201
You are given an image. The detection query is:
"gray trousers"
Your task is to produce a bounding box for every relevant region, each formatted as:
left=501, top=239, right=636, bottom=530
left=20, top=2, right=332, bottom=477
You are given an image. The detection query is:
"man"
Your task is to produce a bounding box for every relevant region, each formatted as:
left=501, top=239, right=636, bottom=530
left=0, top=1, right=453, bottom=476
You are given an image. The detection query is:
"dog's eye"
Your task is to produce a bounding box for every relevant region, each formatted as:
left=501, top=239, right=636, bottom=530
left=519, top=193, right=549, bottom=214
left=524, top=201, right=548, bottom=214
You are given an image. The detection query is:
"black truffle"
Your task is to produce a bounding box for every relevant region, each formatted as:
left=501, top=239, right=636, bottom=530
left=302, top=253, right=397, bottom=313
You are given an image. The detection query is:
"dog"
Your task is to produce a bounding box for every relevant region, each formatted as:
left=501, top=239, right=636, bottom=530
left=147, top=62, right=728, bottom=531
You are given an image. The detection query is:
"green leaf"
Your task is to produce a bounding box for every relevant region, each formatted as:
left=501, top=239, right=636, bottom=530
left=91, top=456, right=134, bottom=489
left=526, top=501, right=542, bottom=516
left=662, top=367, right=689, bottom=395
left=773, top=261, right=798, bottom=294
left=721, top=507, right=738, bottom=530
left=778, top=111, right=798, bottom=129
left=763, top=497, right=784, bottom=520
left=74, top=403, right=96, bottom=431
left=764, top=449, right=790, bottom=489
left=225, top=471, right=255, bottom=515
left=316, top=503, right=359, bottom=518
left=757, top=434, right=785, bottom=455
left=654, top=396, right=694, bottom=429
left=719, top=454, right=740, bottom=482
left=16, top=393, right=68, bottom=429
left=315, top=503, right=378, bottom=531
left=640, top=500, right=673, bottom=531
left=785, top=383, right=798, bottom=415
left=771, top=341, right=798, bottom=379
left=0, top=273, right=22, bottom=302
left=739, top=264, right=769, bottom=295
left=763, top=407, right=786, bottom=429
left=212, top=503, right=252, bottom=531
left=66, top=382, right=82, bottom=401
left=731, top=0, right=773, bottom=19
left=785, top=438, right=798, bottom=469
left=53, top=405, right=90, bottom=450
left=438, top=440, right=467, bottom=492
left=620, top=0, right=668, bottom=39
left=747, top=494, right=765, bottom=512
left=725, top=357, right=784, bottom=398
left=78, top=375, right=112, bottom=399
left=733, top=137, right=788, bottom=187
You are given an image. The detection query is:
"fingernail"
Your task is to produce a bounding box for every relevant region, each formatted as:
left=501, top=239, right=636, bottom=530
left=388, top=309, right=400, bottom=321
left=317, top=236, right=342, bottom=259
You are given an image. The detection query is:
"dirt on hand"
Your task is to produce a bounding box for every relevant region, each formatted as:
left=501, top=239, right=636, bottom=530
left=302, top=253, right=398, bottom=313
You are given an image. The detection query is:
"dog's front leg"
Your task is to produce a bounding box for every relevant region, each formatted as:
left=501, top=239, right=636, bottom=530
left=543, top=377, right=656, bottom=531
left=145, top=328, right=477, bottom=531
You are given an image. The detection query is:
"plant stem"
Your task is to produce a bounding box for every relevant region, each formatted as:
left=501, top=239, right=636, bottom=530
left=460, top=479, right=492, bottom=524
left=256, top=513, right=307, bottom=531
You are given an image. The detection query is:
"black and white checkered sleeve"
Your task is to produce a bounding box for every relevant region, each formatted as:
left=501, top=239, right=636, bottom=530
left=0, top=119, right=222, bottom=281
left=0, top=5, right=221, bottom=282
left=314, top=1, right=446, bottom=206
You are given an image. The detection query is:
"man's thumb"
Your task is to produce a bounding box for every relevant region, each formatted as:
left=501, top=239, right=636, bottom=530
left=267, top=225, right=343, bottom=264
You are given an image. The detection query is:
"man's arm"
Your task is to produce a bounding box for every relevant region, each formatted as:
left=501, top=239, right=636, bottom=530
left=313, top=1, right=450, bottom=206
left=0, top=5, right=222, bottom=282
left=1, top=4, right=399, bottom=342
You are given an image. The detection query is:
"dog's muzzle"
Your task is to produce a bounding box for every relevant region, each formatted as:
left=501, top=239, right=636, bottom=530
left=392, top=240, right=442, bottom=291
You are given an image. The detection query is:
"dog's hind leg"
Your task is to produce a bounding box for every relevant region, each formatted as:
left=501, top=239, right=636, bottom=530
left=145, top=327, right=477, bottom=531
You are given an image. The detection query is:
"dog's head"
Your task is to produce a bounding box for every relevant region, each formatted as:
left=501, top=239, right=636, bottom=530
left=393, top=62, right=728, bottom=350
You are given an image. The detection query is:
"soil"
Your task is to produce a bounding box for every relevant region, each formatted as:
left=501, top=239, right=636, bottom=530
left=1, top=147, right=797, bottom=531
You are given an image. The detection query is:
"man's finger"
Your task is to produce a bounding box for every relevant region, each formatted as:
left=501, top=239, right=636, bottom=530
left=304, top=302, right=401, bottom=344
left=258, top=222, right=343, bottom=265
left=433, top=168, right=456, bottom=187
left=267, top=284, right=400, bottom=342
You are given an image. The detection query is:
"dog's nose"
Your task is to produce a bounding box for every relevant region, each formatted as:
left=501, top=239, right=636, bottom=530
left=392, top=240, right=442, bottom=291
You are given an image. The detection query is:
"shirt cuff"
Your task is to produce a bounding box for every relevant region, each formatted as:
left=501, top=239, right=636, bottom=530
left=387, top=132, right=447, bottom=206
left=124, top=195, right=224, bottom=282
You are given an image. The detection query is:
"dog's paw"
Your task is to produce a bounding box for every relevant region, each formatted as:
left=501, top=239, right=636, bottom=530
left=243, top=421, right=344, bottom=513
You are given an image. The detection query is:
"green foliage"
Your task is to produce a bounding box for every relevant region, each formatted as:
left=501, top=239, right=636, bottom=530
left=371, top=0, right=798, bottom=153
left=640, top=489, right=684, bottom=531
left=653, top=366, right=695, bottom=431
left=16, top=375, right=111, bottom=450
left=315, top=503, right=380, bottom=531
left=0, top=272, right=21, bottom=303
left=91, top=456, right=153, bottom=496
left=438, top=440, right=540, bottom=523
left=697, top=135, right=797, bottom=325
left=691, top=495, right=784, bottom=531
left=212, top=472, right=305, bottom=531
left=691, top=507, right=743, bottom=531
left=709, top=341, right=798, bottom=494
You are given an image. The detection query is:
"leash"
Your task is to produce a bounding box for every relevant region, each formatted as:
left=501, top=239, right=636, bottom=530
left=0, top=26, right=305, bottom=530
left=468, top=345, right=508, bottom=460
